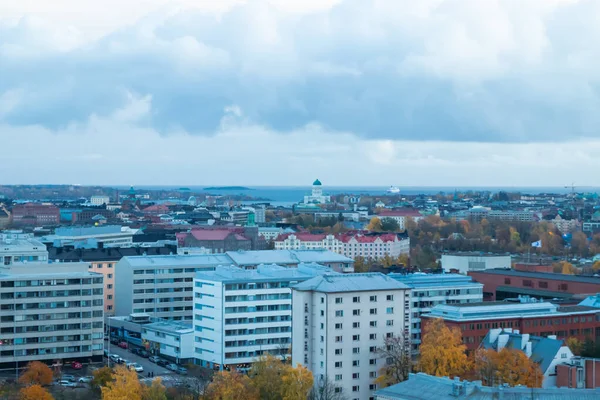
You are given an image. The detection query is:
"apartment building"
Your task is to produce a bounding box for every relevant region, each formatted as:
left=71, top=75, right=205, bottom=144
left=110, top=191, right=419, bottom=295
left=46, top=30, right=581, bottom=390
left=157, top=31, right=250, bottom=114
left=0, top=263, right=104, bottom=369
left=388, top=274, right=483, bottom=351
left=41, top=225, right=137, bottom=248
left=1, top=231, right=48, bottom=266
left=115, top=254, right=232, bottom=321
left=291, top=273, right=411, bottom=400
left=193, top=264, right=335, bottom=371
left=90, top=196, right=110, bottom=206
left=274, top=232, right=410, bottom=259
left=376, top=209, right=424, bottom=231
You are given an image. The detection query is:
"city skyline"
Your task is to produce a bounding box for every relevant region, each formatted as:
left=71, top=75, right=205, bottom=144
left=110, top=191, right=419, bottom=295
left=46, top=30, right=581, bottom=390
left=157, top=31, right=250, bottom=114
left=2, top=0, right=600, bottom=185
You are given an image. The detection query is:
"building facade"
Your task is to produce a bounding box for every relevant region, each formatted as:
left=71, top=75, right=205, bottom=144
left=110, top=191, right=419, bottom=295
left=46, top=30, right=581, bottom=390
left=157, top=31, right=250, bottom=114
left=303, top=179, right=331, bottom=204
left=274, top=232, right=410, bottom=259
left=1, top=231, right=49, bottom=266
left=90, top=196, right=110, bottom=206
left=193, top=264, right=334, bottom=371
left=441, top=254, right=511, bottom=274
left=42, top=225, right=136, bottom=248
left=292, top=273, right=411, bottom=400
left=388, top=274, right=483, bottom=351
left=377, top=209, right=423, bottom=231
left=0, top=263, right=104, bottom=369
left=10, top=203, right=60, bottom=226
left=142, top=321, right=194, bottom=364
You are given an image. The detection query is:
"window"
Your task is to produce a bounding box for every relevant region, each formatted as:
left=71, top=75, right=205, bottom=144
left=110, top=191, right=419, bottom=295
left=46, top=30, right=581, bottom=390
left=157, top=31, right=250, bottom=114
left=335, top=310, right=343, bottom=317
left=370, top=321, right=377, bottom=328
left=370, top=346, right=377, bottom=353
left=335, top=297, right=343, bottom=304
left=559, top=283, right=569, bottom=291
left=504, top=278, right=511, bottom=284
left=107, top=274, right=113, bottom=278
left=335, top=374, right=342, bottom=381
left=353, top=309, right=361, bottom=316
left=335, top=336, right=343, bottom=343
left=352, top=385, right=359, bottom=392
left=353, top=347, right=360, bottom=354
left=335, top=349, right=343, bottom=355
left=370, top=308, right=377, bottom=315
left=353, top=335, right=360, bottom=341
left=523, top=280, right=532, bottom=287
left=335, top=323, right=343, bottom=330
left=352, top=373, right=360, bottom=379
left=370, top=295, right=377, bottom=302
left=369, top=359, right=376, bottom=365
left=386, top=295, right=394, bottom=301
left=386, top=307, right=394, bottom=314
left=353, top=296, right=360, bottom=303
left=321, top=323, right=324, bottom=330
left=335, top=362, right=343, bottom=368
left=353, top=322, right=360, bottom=328
left=352, top=360, right=360, bottom=367
left=370, top=371, right=377, bottom=378
left=386, top=320, right=394, bottom=326
left=321, top=310, right=325, bottom=316
left=321, top=297, right=325, bottom=304
left=370, top=333, right=377, bottom=340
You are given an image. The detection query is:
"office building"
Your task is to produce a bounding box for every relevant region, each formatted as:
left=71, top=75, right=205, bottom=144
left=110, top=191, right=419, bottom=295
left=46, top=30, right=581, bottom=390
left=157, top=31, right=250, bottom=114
left=421, top=299, right=600, bottom=351
left=292, top=273, right=411, bottom=400
left=225, top=249, right=354, bottom=273
left=0, top=263, right=104, bottom=369
left=10, top=203, right=60, bottom=227
left=388, top=274, right=483, bottom=351
left=441, top=253, right=511, bottom=274
left=41, top=225, right=137, bottom=248
left=193, top=264, right=335, bottom=371
left=1, top=231, right=49, bottom=266
left=90, top=196, right=110, bottom=206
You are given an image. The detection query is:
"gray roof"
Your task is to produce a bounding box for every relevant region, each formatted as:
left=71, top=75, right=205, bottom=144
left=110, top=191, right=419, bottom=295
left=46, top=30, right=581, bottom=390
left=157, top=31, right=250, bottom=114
left=122, top=254, right=233, bottom=268
left=375, top=373, right=600, bottom=400
left=578, top=294, right=600, bottom=308
left=293, top=273, right=410, bottom=293
left=195, top=263, right=335, bottom=283
left=481, top=329, right=563, bottom=374
left=225, top=249, right=353, bottom=266
left=471, top=268, right=600, bottom=285
left=143, top=321, right=193, bottom=335
left=390, top=273, right=482, bottom=289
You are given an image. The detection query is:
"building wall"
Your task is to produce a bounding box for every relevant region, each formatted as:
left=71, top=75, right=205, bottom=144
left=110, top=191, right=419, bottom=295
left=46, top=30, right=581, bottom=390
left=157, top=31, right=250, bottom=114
left=441, top=255, right=511, bottom=274
left=90, top=261, right=116, bottom=315
left=585, top=359, right=600, bottom=389
left=142, top=327, right=194, bottom=363
left=293, top=288, right=411, bottom=400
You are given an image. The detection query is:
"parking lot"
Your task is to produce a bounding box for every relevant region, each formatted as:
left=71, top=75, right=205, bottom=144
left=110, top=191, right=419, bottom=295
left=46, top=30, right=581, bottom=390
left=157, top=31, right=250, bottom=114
left=105, top=345, right=177, bottom=378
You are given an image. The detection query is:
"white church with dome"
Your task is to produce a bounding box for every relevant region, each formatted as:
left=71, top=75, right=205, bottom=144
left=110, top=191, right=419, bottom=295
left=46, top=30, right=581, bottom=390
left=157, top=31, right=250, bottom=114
left=303, top=179, right=331, bottom=204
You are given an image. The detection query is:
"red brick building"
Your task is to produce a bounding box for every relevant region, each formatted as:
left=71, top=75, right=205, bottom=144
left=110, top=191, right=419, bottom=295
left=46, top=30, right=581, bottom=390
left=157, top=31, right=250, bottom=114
left=421, top=301, right=600, bottom=352
left=468, top=269, right=600, bottom=301
left=10, top=203, right=60, bottom=226
left=557, top=358, right=600, bottom=389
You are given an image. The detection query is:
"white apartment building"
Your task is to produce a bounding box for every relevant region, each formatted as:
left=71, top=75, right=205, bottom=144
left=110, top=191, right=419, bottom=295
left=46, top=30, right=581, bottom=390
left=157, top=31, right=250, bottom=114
left=90, top=196, right=110, bottom=206
left=0, top=263, right=104, bottom=369
left=42, top=225, right=138, bottom=248
left=142, top=321, right=195, bottom=364
left=258, top=227, right=293, bottom=242
left=1, top=231, right=48, bottom=266
left=376, top=210, right=424, bottom=231
left=275, top=233, right=410, bottom=259
left=388, top=274, right=483, bottom=351
left=193, top=264, right=335, bottom=371
left=292, top=273, right=412, bottom=400
left=114, top=254, right=232, bottom=321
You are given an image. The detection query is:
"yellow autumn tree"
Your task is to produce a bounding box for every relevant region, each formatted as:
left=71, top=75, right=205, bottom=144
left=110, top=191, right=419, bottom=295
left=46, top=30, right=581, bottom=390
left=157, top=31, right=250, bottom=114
left=19, top=385, right=54, bottom=400
left=281, top=364, right=313, bottom=400
left=18, top=361, right=54, bottom=386
left=566, top=337, right=583, bottom=356
left=101, top=366, right=143, bottom=400
left=367, top=217, right=383, bottom=232
left=205, top=370, right=258, bottom=400
left=418, top=318, right=470, bottom=377
left=495, top=348, right=543, bottom=388
left=143, top=377, right=167, bottom=400
left=249, top=354, right=287, bottom=400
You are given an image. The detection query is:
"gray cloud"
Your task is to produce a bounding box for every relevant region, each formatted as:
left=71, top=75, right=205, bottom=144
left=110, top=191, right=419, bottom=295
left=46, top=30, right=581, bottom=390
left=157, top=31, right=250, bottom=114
left=2, top=0, right=600, bottom=142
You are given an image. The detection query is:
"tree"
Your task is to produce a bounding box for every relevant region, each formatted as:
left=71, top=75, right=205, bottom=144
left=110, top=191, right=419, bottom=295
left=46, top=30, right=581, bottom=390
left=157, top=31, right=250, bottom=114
left=494, top=348, right=543, bottom=388
left=19, top=385, right=53, bottom=400
left=566, top=337, right=583, bottom=356
left=143, top=378, right=167, bottom=400
left=205, top=370, right=258, bottom=400
left=592, top=261, right=600, bottom=272
left=281, top=364, right=313, bottom=400
left=552, top=261, right=577, bottom=275
left=183, top=364, right=213, bottom=399
left=308, top=376, right=345, bottom=400
left=473, top=348, right=496, bottom=386
left=353, top=256, right=368, bottom=273
left=249, top=354, right=287, bottom=400
left=418, top=318, right=470, bottom=377
left=18, top=361, right=53, bottom=387
left=381, top=218, right=400, bottom=232
left=101, top=366, right=143, bottom=400
left=92, top=367, right=114, bottom=392
left=375, top=335, right=411, bottom=387
left=367, top=217, right=383, bottom=232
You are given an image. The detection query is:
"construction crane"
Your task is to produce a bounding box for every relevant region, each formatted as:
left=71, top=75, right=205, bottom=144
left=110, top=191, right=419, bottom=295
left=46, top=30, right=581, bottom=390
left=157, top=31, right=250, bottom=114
left=564, top=183, right=576, bottom=195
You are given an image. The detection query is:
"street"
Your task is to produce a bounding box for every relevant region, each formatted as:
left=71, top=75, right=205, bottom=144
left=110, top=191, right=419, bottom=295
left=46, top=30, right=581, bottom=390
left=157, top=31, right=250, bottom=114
left=104, top=344, right=176, bottom=378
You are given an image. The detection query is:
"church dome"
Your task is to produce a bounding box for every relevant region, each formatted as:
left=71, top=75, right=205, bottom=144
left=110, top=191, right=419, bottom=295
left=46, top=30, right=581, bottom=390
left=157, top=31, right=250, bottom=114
left=313, top=179, right=322, bottom=186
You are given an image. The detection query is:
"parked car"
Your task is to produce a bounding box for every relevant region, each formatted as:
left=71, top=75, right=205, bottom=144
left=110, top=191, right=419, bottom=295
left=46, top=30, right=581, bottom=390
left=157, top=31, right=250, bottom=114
left=175, top=366, right=187, bottom=375
left=130, top=363, right=144, bottom=373
left=110, top=337, right=120, bottom=345
left=70, top=361, right=83, bottom=370
left=61, top=375, right=76, bottom=382
left=78, top=376, right=93, bottom=383
left=139, top=350, right=150, bottom=358
left=118, top=341, right=128, bottom=349
left=148, top=356, right=160, bottom=363
left=156, top=359, right=170, bottom=368
left=109, top=354, right=123, bottom=364
left=166, top=363, right=178, bottom=372
left=56, top=380, right=78, bottom=388
left=119, top=359, right=129, bottom=365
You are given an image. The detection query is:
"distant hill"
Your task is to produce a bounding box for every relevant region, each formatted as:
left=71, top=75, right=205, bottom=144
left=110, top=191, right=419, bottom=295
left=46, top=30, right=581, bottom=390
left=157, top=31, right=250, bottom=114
left=203, top=186, right=252, bottom=191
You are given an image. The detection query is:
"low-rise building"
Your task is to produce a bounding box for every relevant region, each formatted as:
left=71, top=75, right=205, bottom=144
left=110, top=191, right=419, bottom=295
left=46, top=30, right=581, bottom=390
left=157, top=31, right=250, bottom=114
left=225, top=249, right=354, bottom=273
left=142, top=321, right=194, bottom=365
left=421, top=299, right=600, bottom=352
left=292, top=273, right=412, bottom=400
left=193, top=264, right=335, bottom=371
left=41, top=225, right=137, bottom=248
left=0, top=262, right=104, bottom=369
left=377, top=209, right=423, bottom=231
left=274, top=232, right=410, bottom=260
left=388, top=274, right=483, bottom=351
left=481, top=328, right=574, bottom=388
left=441, top=253, right=511, bottom=274
left=90, top=196, right=110, bottom=206
left=1, top=231, right=48, bottom=266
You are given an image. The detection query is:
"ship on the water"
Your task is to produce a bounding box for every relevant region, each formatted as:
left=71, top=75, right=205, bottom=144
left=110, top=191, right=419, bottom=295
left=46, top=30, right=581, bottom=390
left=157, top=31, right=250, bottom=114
left=386, top=186, right=400, bottom=194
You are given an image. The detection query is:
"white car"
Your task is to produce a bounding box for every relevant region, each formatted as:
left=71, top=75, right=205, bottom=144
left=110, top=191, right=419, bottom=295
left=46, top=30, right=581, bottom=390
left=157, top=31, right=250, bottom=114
left=56, top=380, right=78, bottom=388
left=78, top=376, right=93, bottom=383
left=166, top=363, right=178, bottom=372
left=61, top=375, right=76, bottom=382
left=130, top=363, right=144, bottom=373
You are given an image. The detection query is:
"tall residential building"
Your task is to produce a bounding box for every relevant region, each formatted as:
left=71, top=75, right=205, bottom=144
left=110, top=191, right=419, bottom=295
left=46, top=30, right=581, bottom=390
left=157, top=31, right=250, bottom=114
left=1, top=231, right=49, bottom=266
left=0, top=263, right=104, bottom=369
left=292, top=273, right=411, bottom=400
left=388, top=274, right=483, bottom=351
left=193, top=264, right=335, bottom=371
left=274, top=232, right=410, bottom=259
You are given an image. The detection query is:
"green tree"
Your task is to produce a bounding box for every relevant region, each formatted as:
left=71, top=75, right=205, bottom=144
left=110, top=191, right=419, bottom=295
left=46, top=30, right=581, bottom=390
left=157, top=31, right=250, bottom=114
left=381, top=218, right=400, bottom=232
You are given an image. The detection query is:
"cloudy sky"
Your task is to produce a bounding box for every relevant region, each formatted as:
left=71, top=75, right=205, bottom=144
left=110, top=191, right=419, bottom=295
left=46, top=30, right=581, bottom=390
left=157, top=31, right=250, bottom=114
left=1, top=0, right=600, bottom=187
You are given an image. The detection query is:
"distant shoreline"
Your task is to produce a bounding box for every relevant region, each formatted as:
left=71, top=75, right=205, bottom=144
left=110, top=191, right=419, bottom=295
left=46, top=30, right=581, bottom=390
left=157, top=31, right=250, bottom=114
left=203, top=186, right=252, bottom=191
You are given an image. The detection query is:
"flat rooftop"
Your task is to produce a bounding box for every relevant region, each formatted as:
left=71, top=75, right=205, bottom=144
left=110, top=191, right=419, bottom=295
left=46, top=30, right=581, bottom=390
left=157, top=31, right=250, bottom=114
left=470, top=268, right=600, bottom=284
